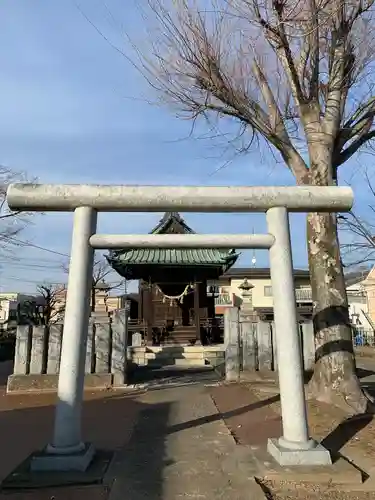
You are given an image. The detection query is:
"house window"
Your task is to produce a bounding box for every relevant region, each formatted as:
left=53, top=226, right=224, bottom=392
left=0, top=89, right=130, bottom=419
left=264, top=286, right=273, bottom=296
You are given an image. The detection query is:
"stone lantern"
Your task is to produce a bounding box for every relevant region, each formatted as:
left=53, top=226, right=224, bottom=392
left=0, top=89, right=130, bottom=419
left=239, top=278, right=253, bottom=306
left=239, top=278, right=257, bottom=321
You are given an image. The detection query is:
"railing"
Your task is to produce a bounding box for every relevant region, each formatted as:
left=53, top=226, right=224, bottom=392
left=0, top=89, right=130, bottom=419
left=127, top=317, right=224, bottom=345
left=287, top=288, right=367, bottom=303
left=352, top=327, right=375, bottom=347
left=347, top=292, right=367, bottom=304
left=214, top=293, right=233, bottom=306
left=295, top=288, right=312, bottom=301
left=215, top=290, right=313, bottom=305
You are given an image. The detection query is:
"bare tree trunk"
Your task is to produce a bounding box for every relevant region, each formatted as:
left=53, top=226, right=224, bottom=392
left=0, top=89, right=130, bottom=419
left=307, top=211, right=371, bottom=413
left=303, top=137, right=373, bottom=413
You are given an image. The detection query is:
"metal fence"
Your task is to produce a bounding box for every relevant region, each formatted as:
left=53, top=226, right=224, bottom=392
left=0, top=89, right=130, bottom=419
left=352, top=327, right=375, bottom=347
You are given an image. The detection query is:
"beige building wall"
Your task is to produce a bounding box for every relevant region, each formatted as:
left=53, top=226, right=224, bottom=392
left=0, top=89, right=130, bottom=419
left=360, top=267, right=375, bottom=326
left=0, top=293, right=35, bottom=326
left=226, top=276, right=311, bottom=309
left=106, top=295, right=123, bottom=312
left=346, top=281, right=372, bottom=329
left=0, top=298, right=16, bottom=324
left=52, top=288, right=67, bottom=322
left=51, top=287, right=123, bottom=320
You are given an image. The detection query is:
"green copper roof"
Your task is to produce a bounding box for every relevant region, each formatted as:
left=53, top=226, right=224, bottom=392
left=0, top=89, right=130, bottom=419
left=111, top=248, right=238, bottom=266
left=107, top=212, right=239, bottom=269
left=151, top=211, right=194, bottom=235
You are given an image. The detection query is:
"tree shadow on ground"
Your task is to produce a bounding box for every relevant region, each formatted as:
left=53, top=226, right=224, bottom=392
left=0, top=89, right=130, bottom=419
left=0, top=389, right=171, bottom=500
left=128, top=364, right=218, bottom=389
left=167, top=394, right=280, bottom=435
left=321, top=414, right=373, bottom=461
left=356, top=367, right=375, bottom=379
left=106, top=398, right=172, bottom=500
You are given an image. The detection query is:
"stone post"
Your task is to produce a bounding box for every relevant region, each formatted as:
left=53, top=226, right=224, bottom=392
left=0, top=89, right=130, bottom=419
left=271, top=322, right=278, bottom=371
left=47, top=323, right=63, bottom=374
left=266, top=206, right=331, bottom=466
left=13, top=325, right=32, bottom=375
left=241, top=321, right=257, bottom=371
left=94, top=314, right=111, bottom=373
left=29, top=326, right=47, bottom=375
left=239, top=278, right=258, bottom=373
left=224, top=307, right=240, bottom=382
left=301, top=322, right=315, bottom=372
left=257, top=321, right=273, bottom=371
left=85, top=319, right=94, bottom=374
left=111, top=303, right=130, bottom=386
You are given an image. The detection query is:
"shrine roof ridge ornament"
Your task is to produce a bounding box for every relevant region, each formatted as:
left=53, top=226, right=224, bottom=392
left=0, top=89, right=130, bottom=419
left=6, top=183, right=353, bottom=213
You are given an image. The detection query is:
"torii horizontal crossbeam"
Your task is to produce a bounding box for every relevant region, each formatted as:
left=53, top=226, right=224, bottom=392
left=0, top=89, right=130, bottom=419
left=89, top=233, right=275, bottom=249
left=6, top=184, right=353, bottom=212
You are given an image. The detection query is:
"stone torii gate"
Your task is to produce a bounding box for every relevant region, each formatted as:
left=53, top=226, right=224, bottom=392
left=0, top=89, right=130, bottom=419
left=6, top=183, right=353, bottom=471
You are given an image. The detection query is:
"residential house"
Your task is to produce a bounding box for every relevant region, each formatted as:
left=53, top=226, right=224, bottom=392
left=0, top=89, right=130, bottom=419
left=209, top=268, right=312, bottom=321
left=106, top=293, right=139, bottom=320
left=47, top=266, right=375, bottom=331
left=50, top=283, right=112, bottom=320
left=209, top=266, right=375, bottom=332
left=50, top=283, right=139, bottom=321
left=0, top=293, right=35, bottom=330
left=345, top=267, right=375, bottom=331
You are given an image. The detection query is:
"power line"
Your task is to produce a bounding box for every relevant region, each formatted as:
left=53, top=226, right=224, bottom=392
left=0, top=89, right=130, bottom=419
left=2, top=235, right=70, bottom=257
left=2, top=235, right=110, bottom=259
left=1, top=274, right=126, bottom=289
left=1, top=264, right=64, bottom=271
left=0, top=257, right=65, bottom=264
left=0, top=275, right=66, bottom=285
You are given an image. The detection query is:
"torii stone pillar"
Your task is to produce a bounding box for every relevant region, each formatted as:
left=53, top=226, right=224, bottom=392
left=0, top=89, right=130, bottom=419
left=32, top=206, right=97, bottom=471
left=266, top=207, right=331, bottom=465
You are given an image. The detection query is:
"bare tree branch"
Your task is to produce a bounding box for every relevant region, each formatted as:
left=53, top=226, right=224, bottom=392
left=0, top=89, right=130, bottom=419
left=0, top=165, right=35, bottom=253
left=19, top=284, right=66, bottom=326
left=62, top=256, right=125, bottom=313
left=339, top=170, right=375, bottom=267
left=73, top=0, right=375, bottom=408
left=128, top=0, right=375, bottom=409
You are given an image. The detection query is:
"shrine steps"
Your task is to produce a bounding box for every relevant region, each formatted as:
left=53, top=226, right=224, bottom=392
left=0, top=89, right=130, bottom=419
left=146, top=346, right=206, bottom=367
left=163, top=325, right=197, bottom=345
left=128, top=345, right=224, bottom=369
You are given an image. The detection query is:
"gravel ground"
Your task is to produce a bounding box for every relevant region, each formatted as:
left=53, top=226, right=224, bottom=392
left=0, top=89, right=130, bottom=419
left=246, top=356, right=375, bottom=500
left=259, top=480, right=375, bottom=500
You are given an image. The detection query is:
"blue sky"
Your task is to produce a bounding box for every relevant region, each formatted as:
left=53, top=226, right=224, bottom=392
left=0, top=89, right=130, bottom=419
left=0, top=0, right=372, bottom=294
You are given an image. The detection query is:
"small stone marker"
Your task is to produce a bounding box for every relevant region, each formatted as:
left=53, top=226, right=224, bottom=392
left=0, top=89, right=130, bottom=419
left=132, top=332, right=142, bottom=347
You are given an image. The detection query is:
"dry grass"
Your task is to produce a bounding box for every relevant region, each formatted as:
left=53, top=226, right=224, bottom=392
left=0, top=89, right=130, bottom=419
left=259, top=479, right=375, bottom=499
left=250, top=380, right=375, bottom=473
left=250, top=381, right=375, bottom=500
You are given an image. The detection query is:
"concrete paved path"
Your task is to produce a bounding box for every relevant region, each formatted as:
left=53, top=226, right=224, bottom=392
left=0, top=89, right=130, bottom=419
left=107, top=382, right=263, bottom=500
left=129, top=364, right=219, bottom=389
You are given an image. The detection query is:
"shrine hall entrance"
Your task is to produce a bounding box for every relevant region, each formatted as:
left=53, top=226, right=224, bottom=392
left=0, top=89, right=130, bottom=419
left=134, top=280, right=224, bottom=345
left=108, top=211, right=237, bottom=346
